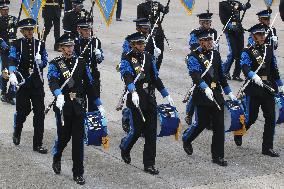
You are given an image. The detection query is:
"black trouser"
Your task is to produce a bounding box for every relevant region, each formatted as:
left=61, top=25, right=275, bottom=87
left=53, top=108, right=85, bottom=177
left=154, top=34, right=165, bottom=71
left=87, top=73, right=100, bottom=112
left=245, top=94, right=275, bottom=150
left=42, top=6, right=61, bottom=44
left=116, top=0, right=122, bottom=19
left=14, top=86, right=45, bottom=147
left=184, top=105, right=225, bottom=159
left=87, top=87, right=99, bottom=112
left=224, top=31, right=244, bottom=78
left=120, top=106, right=157, bottom=167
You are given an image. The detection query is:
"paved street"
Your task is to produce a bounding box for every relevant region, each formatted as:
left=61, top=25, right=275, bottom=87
left=1, top=0, right=284, bottom=188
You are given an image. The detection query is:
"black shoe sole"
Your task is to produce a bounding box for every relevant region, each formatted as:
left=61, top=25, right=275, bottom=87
left=262, top=152, right=280, bottom=157
left=73, top=178, right=85, bottom=185
left=144, top=170, right=159, bottom=175
left=212, top=160, right=228, bottom=167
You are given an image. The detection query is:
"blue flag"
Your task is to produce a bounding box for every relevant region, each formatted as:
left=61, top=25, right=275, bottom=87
left=22, top=0, right=46, bottom=21
left=96, top=0, right=118, bottom=26
left=180, top=0, right=195, bottom=15
left=264, top=0, right=274, bottom=7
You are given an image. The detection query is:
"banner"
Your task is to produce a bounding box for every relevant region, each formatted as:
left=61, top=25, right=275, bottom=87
left=180, top=0, right=195, bottom=15
left=96, top=0, right=118, bottom=26
left=264, top=0, right=274, bottom=7
left=22, top=0, right=46, bottom=21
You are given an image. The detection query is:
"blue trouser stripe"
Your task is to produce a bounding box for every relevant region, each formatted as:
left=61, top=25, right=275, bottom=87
left=120, top=110, right=135, bottom=151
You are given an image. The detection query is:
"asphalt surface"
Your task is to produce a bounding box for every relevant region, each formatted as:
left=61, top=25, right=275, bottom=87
left=1, top=0, right=284, bottom=188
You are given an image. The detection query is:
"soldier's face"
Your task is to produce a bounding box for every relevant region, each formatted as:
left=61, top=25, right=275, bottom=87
left=0, top=8, right=9, bottom=16
left=200, top=20, right=211, bottom=30
left=21, top=28, right=34, bottom=39
left=78, top=28, right=91, bottom=38
left=259, top=17, right=270, bottom=26
left=61, top=45, right=74, bottom=58
left=137, top=26, right=149, bottom=35
left=132, top=42, right=146, bottom=53
left=199, top=38, right=213, bottom=51
left=252, top=33, right=266, bottom=45
left=74, top=4, right=83, bottom=11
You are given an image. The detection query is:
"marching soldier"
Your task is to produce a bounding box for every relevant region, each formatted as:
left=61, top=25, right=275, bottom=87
left=219, top=0, right=251, bottom=81
left=186, top=12, right=218, bottom=129
left=8, top=18, right=48, bottom=153
left=188, top=12, right=218, bottom=51
left=248, top=9, right=278, bottom=50
left=62, top=0, right=89, bottom=36
left=137, top=0, right=169, bottom=70
left=234, top=24, right=284, bottom=157
left=0, top=0, right=17, bottom=104
left=183, top=29, right=237, bottom=166
left=48, top=33, right=105, bottom=185
left=42, top=0, right=63, bottom=51
left=119, top=32, right=174, bottom=175
left=74, top=17, right=104, bottom=112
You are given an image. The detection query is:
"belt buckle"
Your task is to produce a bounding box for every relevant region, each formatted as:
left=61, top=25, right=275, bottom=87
left=143, top=83, right=148, bottom=89
left=232, top=22, right=237, bottom=26
left=211, top=82, right=216, bottom=89
left=28, top=68, right=33, bottom=75
left=261, top=76, right=267, bottom=81
left=69, top=92, right=76, bottom=101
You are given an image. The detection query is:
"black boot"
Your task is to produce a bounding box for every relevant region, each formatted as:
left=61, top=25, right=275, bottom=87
left=33, top=146, right=48, bottom=154
left=212, top=157, right=228, bottom=166
left=12, top=132, right=21, bottom=145
left=234, top=135, right=242, bottom=146
left=262, top=149, right=280, bottom=157
left=144, top=165, right=159, bottom=175
left=183, top=141, right=193, bottom=155
left=121, top=150, right=131, bottom=164
left=73, top=175, right=85, bottom=185
left=52, top=157, right=61, bottom=174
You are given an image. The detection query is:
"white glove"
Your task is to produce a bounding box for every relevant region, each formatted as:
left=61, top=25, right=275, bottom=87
left=95, top=49, right=102, bottom=59
left=228, top=92, right=238, bottom=101
left=213, top=41, right=219, bottom=50
left=204, top=87, right=214, bottom=101
left=252, top=74, right=263, bottom=87
left=35, top=53, right=42, bottom=67
left=98, top=105, right=106, bottom=117
left=154, top=47, right=161, bottom=58
left=165, top=95, right=174, bottom=106
left=131, top=91, right=139, bottom=108
left=9, top=73, right=18, bottom=85
left=271, top=36, right=278, bottom=48
left=272, top=36, right=278, bottom=43
left=56, top=94, right=65, bottom=111
left=279, top=86, right=284, bottom=94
